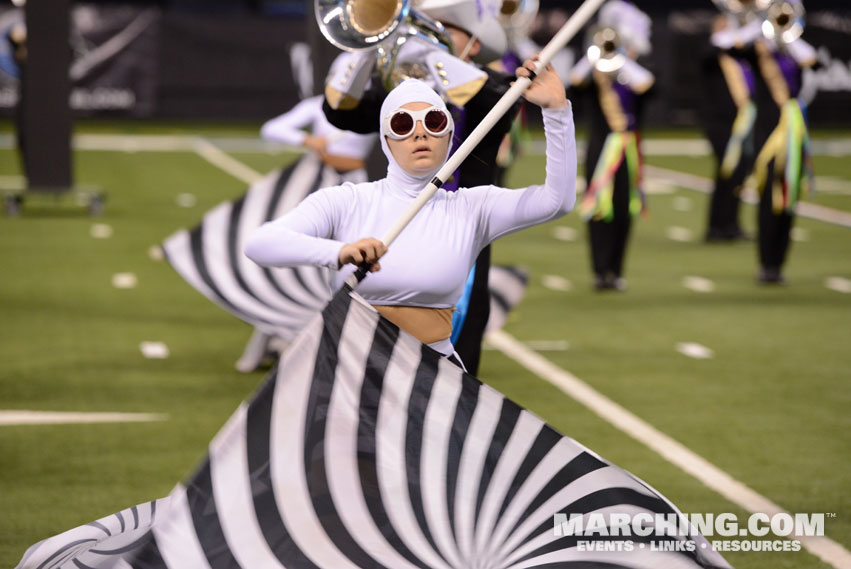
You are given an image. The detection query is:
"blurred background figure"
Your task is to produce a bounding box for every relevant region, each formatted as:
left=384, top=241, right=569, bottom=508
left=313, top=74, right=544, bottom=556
left=490, top=0, right=575, bottom=189
left=568, top=0, right=653, bottom=291
left=699, top=0, right=762, bottom=243
left=234, top=54, right=379, bottom=372
left=748, top=0, right=817, bottom=284
left=318, top=0, right=518, bottom=375
left=3, top=13, right=26, bottom=173
left=160, top=52, right=379, bottom=374
left=492, top=0, right=539, bottom=187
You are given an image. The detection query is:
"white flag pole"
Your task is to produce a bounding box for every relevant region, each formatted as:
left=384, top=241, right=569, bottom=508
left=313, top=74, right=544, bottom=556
left=349, top=0, right=605, bottom=284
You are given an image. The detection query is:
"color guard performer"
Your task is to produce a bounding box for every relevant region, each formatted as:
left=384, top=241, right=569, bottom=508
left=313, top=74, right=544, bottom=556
left=319, top=0, right=518, bottom=374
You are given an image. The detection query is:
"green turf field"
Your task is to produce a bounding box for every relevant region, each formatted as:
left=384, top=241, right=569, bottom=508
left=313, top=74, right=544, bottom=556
left=0, top=123, right=848, bottom=569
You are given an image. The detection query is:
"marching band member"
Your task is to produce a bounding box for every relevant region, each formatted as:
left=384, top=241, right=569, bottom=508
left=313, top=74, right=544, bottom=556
left=569, top=0, right=653, bottom=291
left=748, top=0, right=817, bottom=284
left=699, top=3, right=762, bottom=242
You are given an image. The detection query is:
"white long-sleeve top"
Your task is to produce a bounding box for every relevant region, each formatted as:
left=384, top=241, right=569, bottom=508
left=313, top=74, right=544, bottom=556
left=245, top=105, right=576, bottom=308
left=260, top=95, right=377, bottom=160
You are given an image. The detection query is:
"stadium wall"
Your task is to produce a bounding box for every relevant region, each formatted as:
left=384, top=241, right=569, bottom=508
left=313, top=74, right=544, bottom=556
left=0, top=4, right=849, bottom=126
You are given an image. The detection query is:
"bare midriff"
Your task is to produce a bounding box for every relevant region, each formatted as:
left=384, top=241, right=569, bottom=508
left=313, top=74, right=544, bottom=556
left=322, top=154, right=367, bottom=172
left=372, top=305, right=454, bottom=345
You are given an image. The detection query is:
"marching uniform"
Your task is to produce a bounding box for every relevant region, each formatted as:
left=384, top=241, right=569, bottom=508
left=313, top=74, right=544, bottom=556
left=748, top=20, right=816, bottom=283
left=572, top=62, right=652, bottom=290
left=698, top=16, right=762, bottom=241
left=569, top=0, right=653, bottom=291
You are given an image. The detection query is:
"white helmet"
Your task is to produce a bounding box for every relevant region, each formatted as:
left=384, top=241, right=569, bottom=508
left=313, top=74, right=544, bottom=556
left=416, top=0, right=508, bottom=63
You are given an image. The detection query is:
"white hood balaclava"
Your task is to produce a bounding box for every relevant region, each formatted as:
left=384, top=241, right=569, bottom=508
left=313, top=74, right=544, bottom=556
left=380, top=79, right=455, bottom=193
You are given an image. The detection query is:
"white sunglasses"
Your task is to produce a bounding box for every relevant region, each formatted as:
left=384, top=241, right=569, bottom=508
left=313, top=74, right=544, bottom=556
left=382, top=107, right=452, bottom=140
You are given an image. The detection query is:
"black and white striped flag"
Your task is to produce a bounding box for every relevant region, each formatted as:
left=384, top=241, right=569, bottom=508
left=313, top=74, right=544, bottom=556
left=162, top=155, right=345, bottom=341
left=17, top=286, right=731, bottom=569
left=486, top=266, right=529, bottom=335
left=163, top=157, right=530, bottom=344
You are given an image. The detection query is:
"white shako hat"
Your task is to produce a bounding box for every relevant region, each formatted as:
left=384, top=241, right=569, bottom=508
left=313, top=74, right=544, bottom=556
left=416, top=0, right=508, bottom=64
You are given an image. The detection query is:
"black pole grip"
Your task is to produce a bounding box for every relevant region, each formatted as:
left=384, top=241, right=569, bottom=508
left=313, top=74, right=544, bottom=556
left=353, top=262, right=372, bottom=283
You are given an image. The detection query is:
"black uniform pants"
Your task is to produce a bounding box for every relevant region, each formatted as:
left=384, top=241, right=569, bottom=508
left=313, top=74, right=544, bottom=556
left=757, top=158, right=794, bottom=270
left=588, top=164, right=632, bottom=279
left=453, top=245, right=490, bottom=376
left=706, top=125, right=748, bottom=237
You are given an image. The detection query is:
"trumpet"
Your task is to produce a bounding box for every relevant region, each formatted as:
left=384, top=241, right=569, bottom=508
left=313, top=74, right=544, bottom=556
left=316, top=0, right=491, bottom=108
left=499, top=0, right=539, bottom=36
left=760, top=0, right=805, bottom=45
left=586, top=26, right=625, bottom=74
left=316, top=0, right=453, bottom=88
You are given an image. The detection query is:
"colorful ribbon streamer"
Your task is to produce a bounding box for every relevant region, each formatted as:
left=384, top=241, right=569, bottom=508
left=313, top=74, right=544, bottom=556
left=580, top=131, right=645, bottom=222
left=751, top=99, right=814, bottom=214
left=720, top=100, right=757, bottom=178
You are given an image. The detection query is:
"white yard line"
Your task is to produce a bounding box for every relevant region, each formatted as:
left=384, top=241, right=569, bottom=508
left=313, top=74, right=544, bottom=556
left=814, top=177, right=851, bottom=195
left=1, top=132, right=850, bottom=156
left=0, top=410, right=166, bottom=426
left=675, top=342, right=715, bottom=359
left=0, top=174, right=25, bottom=186
left=682, top=275, right=715, bottom=293
left=666, top=226, right=694, bottom=242
left=529, top=137, right=851, bottom=157
left=644, top=165, right=851, bottom=229
left=486, top=329, right=851, bottom=569
left=541, top=274, right=572, bottom=291
left=191, top=138, right=265, bottom=185
left=825, top=276, right=851, bottom=294
left=4, top=132, right=849, bottom=226
left=0, top=133, right=299, bottom=154
left=76, top=133, right=196, bottom=152
left=484, top=339, right=569, bottom=351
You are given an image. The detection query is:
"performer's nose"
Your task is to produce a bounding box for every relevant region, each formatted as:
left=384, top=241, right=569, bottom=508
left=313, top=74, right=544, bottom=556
left=413, top=121, right=428, bottom=139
